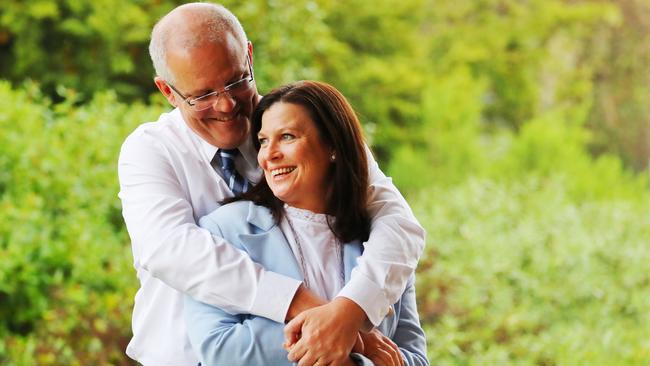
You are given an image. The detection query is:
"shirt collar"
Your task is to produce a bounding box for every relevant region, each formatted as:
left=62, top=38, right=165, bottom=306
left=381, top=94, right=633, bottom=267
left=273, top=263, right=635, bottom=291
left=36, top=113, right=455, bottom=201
left=198, top=134, right=258, bottom=168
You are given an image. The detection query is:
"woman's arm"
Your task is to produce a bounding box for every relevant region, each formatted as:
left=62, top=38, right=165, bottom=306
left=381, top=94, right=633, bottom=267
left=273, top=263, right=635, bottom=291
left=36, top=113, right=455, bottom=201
left=388, top=275, right=429, bottom=365
left=184, top=296, right=293, bottom=366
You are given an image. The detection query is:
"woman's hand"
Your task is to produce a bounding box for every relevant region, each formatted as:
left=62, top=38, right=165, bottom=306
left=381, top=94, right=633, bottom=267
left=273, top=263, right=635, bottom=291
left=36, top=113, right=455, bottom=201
left=360, top=329, right=404, bottom=366
left=284, top=297, right=366, bottom=365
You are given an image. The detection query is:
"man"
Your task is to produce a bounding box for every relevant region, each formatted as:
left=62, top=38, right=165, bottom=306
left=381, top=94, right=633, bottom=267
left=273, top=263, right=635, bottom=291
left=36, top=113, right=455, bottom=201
left=118, top=3, right=425, bottom=365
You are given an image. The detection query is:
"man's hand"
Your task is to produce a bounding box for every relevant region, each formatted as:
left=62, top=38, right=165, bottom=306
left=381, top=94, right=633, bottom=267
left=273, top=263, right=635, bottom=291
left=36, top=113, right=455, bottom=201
left=360, top=329, right=404, bottom=366
left=284, top=297, right=367, bottom=366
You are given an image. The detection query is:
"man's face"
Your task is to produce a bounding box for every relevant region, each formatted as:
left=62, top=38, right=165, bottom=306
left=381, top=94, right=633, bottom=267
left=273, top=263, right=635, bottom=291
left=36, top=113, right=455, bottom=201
left=161, top=34, right=258, bottom=149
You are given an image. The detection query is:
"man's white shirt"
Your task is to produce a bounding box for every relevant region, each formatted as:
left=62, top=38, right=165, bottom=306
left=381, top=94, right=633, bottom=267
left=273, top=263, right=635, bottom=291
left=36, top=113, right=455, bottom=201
left=117, top=108, right=425, bottom=365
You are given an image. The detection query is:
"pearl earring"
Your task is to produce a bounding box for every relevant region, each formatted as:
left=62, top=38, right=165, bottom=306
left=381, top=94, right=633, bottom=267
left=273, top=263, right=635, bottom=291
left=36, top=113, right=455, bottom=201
left=330, top=153, right=336, bottom=162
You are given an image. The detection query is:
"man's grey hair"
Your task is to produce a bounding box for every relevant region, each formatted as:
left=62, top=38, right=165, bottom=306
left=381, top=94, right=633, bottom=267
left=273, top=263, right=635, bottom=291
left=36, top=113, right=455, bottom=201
left=149, top=2, right=248, bottom=84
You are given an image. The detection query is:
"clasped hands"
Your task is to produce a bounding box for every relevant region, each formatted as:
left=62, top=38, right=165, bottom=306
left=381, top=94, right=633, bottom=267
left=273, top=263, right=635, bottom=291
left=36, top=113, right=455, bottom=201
left=283, top=291, right=404, bottom=366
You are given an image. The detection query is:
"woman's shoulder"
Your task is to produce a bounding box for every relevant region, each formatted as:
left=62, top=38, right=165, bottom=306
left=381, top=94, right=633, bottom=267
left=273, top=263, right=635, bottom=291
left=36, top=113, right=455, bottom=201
left=199, top=200, right=274, bottom=233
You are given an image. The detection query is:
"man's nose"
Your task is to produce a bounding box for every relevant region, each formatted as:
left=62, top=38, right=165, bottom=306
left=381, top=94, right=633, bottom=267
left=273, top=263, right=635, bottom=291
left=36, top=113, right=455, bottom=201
left=211, top=92, right=237, bottom=113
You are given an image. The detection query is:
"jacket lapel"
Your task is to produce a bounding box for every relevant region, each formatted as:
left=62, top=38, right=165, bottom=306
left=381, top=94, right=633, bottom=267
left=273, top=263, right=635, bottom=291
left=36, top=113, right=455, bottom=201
left=237, top=202, right=303, bottom=281
left=239, top=202, right=364, bottom=286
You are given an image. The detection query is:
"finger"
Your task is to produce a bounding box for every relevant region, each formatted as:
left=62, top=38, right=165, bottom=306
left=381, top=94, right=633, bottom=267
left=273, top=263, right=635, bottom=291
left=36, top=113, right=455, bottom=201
left=369, top=347, right=393, bottom=366
left=351, top=333, right=364, bottom=354
left=387, top=347, right=400, bottom=366
left=282, top=340, right=292, bottom=352
left=397, top=345, right=405, bottom=366
left=296, top=350, right=318, bottom=366
left=376, top=348, right=393, bottom=366
left=287, top=338, right=310, bottom=363
left=382, top=336, right=401, bottom=366
left=284, top=313, right=305, bottom=346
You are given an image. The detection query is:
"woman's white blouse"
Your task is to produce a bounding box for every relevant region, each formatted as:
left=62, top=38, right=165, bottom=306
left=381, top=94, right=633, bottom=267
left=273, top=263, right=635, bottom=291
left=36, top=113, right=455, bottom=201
left=281, top=205, right=343, bottom=301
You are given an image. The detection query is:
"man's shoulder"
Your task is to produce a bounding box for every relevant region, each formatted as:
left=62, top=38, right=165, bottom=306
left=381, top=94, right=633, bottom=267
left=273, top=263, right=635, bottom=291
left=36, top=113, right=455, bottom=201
left=123, top=109, right=183, bottom=143
left=119, top=109, right=195, bottom=162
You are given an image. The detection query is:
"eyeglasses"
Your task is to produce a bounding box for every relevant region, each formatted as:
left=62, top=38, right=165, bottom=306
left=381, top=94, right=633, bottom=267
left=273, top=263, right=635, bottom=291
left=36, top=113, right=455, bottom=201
left=167, top=54, right=254, bottom=112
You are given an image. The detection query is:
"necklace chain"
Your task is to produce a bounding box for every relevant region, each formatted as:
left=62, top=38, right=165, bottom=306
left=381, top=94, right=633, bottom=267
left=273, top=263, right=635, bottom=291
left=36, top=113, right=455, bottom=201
left=285, top=213, right=345, bottom=292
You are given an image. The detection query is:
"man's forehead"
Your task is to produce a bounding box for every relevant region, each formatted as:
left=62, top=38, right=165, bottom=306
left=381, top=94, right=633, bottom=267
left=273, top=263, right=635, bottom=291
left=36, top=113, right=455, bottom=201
left=171, top=42, right=245, bottom=69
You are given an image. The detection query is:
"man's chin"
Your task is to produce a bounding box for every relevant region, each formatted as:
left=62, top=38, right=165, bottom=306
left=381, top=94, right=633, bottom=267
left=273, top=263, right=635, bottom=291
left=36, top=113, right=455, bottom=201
left=208, top=129, right=249, bottom=149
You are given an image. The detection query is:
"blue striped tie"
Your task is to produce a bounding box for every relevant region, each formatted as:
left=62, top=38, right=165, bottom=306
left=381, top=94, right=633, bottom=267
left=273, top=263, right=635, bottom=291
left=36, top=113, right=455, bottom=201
left=214, top=149, right=250, bottom=195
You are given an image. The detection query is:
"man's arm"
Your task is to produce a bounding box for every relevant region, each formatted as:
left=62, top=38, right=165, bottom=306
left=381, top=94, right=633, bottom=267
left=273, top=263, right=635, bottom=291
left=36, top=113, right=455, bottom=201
left=118, top=130, right=301, bottom=322
left=338, top=145, right=426, bottom=325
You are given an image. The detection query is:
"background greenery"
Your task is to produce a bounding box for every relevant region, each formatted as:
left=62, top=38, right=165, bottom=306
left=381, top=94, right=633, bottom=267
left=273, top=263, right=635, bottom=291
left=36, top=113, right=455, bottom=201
left=1, top=0, right=648, bottom=364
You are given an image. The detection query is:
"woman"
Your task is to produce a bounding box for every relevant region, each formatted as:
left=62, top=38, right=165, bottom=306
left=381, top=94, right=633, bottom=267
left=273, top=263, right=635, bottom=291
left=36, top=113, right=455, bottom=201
left=184, top=81, right=428, bottom=366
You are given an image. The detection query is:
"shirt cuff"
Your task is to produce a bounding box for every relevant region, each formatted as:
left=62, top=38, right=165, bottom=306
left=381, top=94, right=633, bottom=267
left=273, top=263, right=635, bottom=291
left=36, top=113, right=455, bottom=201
left=337, top=272, right=390, bottom=328
left=249, top=271, right=302, bottom=323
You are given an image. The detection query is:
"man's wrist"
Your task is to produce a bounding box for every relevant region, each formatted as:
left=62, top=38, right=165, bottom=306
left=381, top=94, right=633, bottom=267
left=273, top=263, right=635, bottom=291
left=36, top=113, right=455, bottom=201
left=331, top=296, right=368, bottom=331
left=338, top=273, right=389, bottom=327
left=285, top=283, right=326, bottom=322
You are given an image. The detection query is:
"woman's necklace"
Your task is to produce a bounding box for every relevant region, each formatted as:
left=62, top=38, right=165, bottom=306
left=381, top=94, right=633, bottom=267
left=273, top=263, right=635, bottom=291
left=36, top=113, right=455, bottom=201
left=285, top=211, right=345, bottom=292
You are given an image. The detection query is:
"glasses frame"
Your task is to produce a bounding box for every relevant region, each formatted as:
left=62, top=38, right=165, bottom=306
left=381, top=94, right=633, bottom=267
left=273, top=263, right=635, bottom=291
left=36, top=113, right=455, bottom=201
left=167, top=53, right=254, bottom=112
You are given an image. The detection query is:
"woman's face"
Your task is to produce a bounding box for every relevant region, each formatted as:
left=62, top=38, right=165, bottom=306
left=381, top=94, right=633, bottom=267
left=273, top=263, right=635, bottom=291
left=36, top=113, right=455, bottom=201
left=257, top=102, right=333, bottom=213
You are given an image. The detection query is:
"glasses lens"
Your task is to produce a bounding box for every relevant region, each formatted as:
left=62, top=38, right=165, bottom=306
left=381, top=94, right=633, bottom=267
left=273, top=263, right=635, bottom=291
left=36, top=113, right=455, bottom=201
left=190, top=75, right=253, bottom=111
left=193, top=95, right=219, bottom=111
left=227, top=78, right=251, bottom=92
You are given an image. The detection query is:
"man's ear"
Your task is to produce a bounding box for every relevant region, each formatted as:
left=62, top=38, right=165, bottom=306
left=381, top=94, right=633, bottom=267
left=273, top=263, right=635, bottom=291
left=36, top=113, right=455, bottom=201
left=154, top=77, right=177, bottom=107
left=247, top=41, right=254, bottom=67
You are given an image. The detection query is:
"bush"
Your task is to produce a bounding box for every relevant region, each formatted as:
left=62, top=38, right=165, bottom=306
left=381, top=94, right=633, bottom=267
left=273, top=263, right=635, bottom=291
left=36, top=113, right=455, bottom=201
left=0, top=81, right=165, bottom=364
left=414, top=176, right=650, bottom=364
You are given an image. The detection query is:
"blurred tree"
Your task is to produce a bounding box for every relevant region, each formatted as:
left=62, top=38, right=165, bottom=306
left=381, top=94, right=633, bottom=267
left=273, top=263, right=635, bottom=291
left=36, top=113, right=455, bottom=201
left=0, top=0, right=180, bottom=100
left=1, top=0, right=648, bottom=172
left=587, top=0, right=650, bottom=171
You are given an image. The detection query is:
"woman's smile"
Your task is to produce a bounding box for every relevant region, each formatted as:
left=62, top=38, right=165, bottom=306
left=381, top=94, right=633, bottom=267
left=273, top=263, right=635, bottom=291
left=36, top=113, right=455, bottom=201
left=257, top=102, right=333, bottom=213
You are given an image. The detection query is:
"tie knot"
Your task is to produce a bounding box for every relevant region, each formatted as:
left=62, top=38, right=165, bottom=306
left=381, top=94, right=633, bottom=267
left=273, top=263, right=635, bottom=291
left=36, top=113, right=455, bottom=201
left=218, top=149, right=239, bottom=171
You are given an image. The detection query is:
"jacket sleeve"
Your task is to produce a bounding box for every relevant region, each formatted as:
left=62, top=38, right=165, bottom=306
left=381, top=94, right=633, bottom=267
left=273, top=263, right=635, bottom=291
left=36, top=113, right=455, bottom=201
left=392, top=275, right=429, bottom=365
left=184, top=295, right=293, bottom=366
left=350, top=275, right=429, bottom=366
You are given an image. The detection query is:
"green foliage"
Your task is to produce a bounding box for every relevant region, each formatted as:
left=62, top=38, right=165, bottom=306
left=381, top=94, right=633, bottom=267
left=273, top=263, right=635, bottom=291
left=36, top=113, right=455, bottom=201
left=387, top=0, right=649, bottom=198
left=493, top=110, right=647, bottom=201
left=0, top=81, right=164, bottom=364
left=0, top=0, right=179, bottom=100
left=414, top=177, right=650, bottom=364
left=1, top=0, right=647, bottom=170
left=388, top=67, right=487, bottom=191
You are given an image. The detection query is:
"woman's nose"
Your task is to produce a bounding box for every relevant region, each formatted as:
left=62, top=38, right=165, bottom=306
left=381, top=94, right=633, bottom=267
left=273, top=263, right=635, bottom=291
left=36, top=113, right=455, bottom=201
left=259, top=140, right=281, bottom=164
left=266, top=141, right=281, bottom=160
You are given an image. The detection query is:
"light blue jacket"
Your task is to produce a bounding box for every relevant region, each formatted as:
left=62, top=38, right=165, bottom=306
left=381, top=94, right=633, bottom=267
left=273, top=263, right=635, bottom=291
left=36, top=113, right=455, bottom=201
left=184, top=201, right=429, bottom=365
